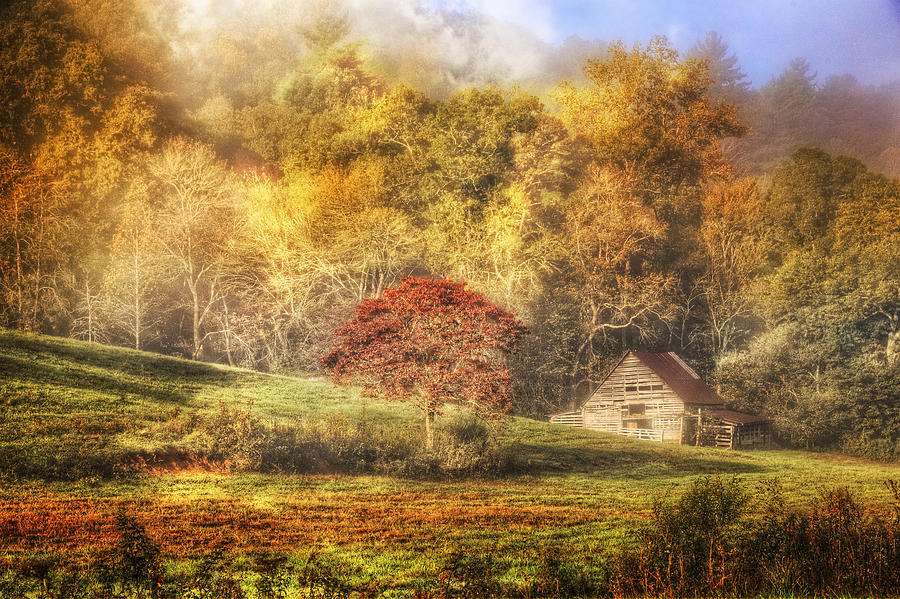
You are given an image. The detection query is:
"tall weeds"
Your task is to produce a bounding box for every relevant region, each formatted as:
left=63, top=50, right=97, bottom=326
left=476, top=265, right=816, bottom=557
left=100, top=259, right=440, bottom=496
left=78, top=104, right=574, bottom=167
left=612, top=477, right=900, bottom=598
left=191, top=403, right=519, bottom=478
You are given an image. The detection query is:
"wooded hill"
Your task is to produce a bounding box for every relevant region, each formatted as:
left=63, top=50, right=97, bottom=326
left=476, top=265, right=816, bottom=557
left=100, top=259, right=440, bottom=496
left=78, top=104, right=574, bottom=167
left=0, top=0, right=898, bottom=458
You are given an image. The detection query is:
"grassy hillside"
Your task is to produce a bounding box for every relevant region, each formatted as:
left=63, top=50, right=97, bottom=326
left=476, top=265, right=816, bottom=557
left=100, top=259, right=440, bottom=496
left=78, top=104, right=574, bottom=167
left=0, top=330, right=898, bottom=596
left=0, top=329, right=420, bottom=478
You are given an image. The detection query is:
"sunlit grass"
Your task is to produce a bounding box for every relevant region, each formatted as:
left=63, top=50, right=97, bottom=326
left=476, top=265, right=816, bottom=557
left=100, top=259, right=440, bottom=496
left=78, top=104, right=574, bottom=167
left=0, top=329, right=898, bottom=593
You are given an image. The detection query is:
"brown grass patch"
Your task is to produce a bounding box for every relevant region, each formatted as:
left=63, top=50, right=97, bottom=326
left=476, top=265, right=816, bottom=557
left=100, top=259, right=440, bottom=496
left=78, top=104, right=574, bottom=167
left=0, top=482, right=611, bottom=555
left=122, top=449, right=230, bottom=475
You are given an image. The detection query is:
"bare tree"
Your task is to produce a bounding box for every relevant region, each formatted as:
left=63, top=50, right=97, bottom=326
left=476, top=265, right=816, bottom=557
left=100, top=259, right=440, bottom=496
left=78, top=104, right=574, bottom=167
left=0, top=151, right=57, bottom=332
left=148, top=139, right=237, bottom=360
left=0, top=150, right=33, bottom=328
left=101, top=193, right=166, bottom=350
left=698, top=178, right=768, bottom=358
left=564, top=166, right=677, bottom=394
left=230, top=170, right=421, bottom=371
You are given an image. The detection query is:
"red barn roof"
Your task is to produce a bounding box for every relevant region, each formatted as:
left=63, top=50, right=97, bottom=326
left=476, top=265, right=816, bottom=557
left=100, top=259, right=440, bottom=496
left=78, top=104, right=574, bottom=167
left=629, top=351, right=725, bottom=406
left=706, top=409, right=772, bottom=425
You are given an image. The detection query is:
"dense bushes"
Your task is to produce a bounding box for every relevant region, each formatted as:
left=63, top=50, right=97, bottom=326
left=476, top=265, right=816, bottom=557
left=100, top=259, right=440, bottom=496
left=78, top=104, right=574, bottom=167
left=612, top=477, right=900, bottom=598
left=734, top=481, right=900, bottom=596
left=421, top=545, right=606, bottom=598
left=0, top=402, right=519, bottom=481
left=611, top=476, right=747, bottom=597
left=192, top=403, right=518, bottom=479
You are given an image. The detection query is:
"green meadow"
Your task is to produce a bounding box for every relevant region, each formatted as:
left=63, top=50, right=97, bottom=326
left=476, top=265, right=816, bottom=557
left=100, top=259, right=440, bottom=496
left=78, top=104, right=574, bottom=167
left=0, top=329, right=897, bottom=597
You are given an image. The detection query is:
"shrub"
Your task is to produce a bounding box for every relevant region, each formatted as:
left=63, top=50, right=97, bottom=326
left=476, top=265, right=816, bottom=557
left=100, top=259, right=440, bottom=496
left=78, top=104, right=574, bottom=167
left=841, top=436, right=900, bottom=462
left=386, top=413, right=519, bottom=479
left=521, top=546, right=607, bottom=598
left=739, top=481, right=900, bottom=597
left=612, top=476, right=748, bottom=597
left=113, top=511, right=162, bottom=597
left=190, top=404, right=518, bottom=479
left=195, top=402, right=266, bottom=470
left=613, top=477, right=900, bottom=598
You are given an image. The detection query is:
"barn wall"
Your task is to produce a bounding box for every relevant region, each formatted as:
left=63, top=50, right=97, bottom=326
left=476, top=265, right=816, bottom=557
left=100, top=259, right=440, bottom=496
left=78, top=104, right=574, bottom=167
left=582, top=355, right=686, bottom=443
left=692, top=418, right=773, bottom=450
left=733, top=422, right=772, bottom=449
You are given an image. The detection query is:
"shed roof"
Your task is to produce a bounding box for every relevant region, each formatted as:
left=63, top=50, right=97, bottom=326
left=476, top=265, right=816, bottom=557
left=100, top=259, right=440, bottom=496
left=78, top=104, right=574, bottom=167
left=706, top=409, right=772, bottom=425
left=629, top=351, right=724, bottom=406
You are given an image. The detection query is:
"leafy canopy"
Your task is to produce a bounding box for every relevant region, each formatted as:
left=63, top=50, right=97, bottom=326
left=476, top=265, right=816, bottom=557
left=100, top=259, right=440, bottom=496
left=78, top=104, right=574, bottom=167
left=321, top=277, right=527, bottom=418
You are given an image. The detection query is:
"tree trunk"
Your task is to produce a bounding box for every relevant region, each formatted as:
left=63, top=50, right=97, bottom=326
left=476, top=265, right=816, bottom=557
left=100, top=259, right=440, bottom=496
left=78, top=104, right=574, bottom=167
left=13, top=194, right=22, bottom=328
left=696, top=408, right=702, bottom=446
left=222, top=297, right=234, bottom=367
left=191, top=283, right=202, bottom=360
left=85, top=279, right=93, bottom=343
left=30, top=198, right=44, bottom=334
left=570, top=338, right=591, bottom=410
left=133, top=235, right=141, bottom=351
left=887, top=328, right=899, bottom=366
left=424, top=409, right=435, bottom=452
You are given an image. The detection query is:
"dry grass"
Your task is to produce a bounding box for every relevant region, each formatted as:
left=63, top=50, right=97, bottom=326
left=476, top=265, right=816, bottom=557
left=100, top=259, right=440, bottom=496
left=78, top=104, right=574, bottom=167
left=0, top=478, right=601, bottom=556
left=123, top=449, right=231, bottom=475
left=1, top=330, right=899, bottom=594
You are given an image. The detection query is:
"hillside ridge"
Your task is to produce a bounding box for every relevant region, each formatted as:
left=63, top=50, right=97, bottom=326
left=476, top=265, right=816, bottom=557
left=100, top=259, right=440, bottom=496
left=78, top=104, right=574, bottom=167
left=0, top=328, right=895, bottom=482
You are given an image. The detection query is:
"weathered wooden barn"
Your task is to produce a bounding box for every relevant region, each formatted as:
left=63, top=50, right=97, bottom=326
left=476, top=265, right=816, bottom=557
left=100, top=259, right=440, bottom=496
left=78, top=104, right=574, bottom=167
left=550, top=351, right=772, bottom=449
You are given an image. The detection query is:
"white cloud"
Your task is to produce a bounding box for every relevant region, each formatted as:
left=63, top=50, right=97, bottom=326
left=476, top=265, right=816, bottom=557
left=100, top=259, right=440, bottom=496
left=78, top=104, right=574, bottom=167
left=447, top=0, right=559, bottom=41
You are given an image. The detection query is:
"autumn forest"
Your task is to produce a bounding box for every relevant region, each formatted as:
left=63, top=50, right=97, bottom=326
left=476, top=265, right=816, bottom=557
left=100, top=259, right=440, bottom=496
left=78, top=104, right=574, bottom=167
left=1, top=0, right=899, bottom=459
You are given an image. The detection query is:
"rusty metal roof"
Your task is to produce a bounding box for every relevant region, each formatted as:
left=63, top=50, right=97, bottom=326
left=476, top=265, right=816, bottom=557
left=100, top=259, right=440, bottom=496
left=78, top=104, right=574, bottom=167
left=631, top=351, right=725, bottom=406
left=707, top=409, right=772, bottom=425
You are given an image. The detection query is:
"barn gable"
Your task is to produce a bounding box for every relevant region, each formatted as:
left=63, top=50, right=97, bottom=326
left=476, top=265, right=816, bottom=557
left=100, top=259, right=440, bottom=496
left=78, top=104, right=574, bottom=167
left=628, top=352, right=724, bottom=406
left=551, top=351, right=771, bottom=449
left=581, top=353, right=685, bottom=442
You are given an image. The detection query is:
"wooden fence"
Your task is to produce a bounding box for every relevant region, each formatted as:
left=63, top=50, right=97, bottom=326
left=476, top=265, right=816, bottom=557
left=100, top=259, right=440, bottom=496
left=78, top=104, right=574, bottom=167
left=549, top=411, right=584, bottom=427
left=616, top=427, right=664, bottom=442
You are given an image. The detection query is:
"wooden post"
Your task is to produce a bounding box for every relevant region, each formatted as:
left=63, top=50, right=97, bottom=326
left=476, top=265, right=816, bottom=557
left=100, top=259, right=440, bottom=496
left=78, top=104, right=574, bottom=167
left=695, top=408, right=702, bottom=446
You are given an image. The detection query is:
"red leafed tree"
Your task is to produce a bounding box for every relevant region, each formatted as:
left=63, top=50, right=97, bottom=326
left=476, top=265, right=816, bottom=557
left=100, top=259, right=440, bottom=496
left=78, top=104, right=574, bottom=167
left=320, top=277, right=527, bottom=450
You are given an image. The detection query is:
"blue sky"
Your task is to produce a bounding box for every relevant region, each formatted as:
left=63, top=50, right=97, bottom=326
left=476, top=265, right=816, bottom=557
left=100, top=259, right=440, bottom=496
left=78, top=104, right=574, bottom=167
left=442, top=0, right=900, bottom=86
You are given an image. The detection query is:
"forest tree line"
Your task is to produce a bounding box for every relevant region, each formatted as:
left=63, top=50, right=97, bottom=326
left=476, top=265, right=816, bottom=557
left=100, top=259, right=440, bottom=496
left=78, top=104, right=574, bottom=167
left=0, top=0, right=898, bottom=457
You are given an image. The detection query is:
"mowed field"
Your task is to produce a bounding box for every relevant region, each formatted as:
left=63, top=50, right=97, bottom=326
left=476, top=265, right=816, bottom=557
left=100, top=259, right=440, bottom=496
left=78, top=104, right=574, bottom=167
left=0, top=329, right=898, bottom=594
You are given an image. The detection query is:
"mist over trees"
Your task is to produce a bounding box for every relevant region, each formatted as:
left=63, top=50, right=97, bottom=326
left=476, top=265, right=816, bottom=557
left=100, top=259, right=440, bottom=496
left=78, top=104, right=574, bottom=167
left=0, top=0, right=897, bottom=458
left=687, top=32, right=900, bottom=178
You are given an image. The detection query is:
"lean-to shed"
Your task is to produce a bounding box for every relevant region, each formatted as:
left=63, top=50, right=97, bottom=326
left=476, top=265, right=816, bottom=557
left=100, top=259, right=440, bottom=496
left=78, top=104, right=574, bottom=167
left=550, top=351, right=772, bottom=449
